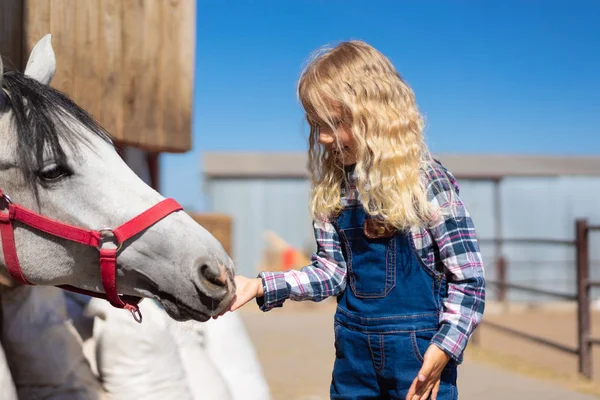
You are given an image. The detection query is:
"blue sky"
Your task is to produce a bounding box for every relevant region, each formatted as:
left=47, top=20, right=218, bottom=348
left=161, top=1, right=600, bottom=210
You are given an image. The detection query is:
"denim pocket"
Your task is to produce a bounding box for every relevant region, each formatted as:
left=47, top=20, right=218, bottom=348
left=333, top=321, right=344, bottom=359
left=340, top=227, right=396, bottom=299
left=410, top=330, right=457, bottom=378
left=334, top=320, right=342, bottom=337
left=409, top=330, right=439, bottom=364
left=410, top=331, right=427, bottom=363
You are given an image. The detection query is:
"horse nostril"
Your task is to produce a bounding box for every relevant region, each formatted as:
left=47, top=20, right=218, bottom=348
left=199, top=263, right=228, bottom=288
left=193, top=257, right=235, bottom=316
left=193, top=256, right=234, bottom=313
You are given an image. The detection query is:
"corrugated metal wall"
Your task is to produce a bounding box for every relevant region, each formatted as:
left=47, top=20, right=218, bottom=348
left=453, top=180, right=500, bottom=299
left=205, top=178, right=313, bottom=278
left=205, top=175, right=600, bottom=302
left=499, top=177, right=600, bottom=301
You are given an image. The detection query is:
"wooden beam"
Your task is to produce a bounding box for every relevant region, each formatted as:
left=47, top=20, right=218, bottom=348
left=0, top=0, right=24, bottom=72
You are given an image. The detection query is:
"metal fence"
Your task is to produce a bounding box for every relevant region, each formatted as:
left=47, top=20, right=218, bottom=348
left=474, top=219, right=600, bottom=379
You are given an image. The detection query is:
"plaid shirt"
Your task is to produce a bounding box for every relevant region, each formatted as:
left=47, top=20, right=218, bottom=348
left=258, top=160, right=485, bottom=363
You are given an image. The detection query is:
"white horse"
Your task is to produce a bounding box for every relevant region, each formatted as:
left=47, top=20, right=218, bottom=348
left=0, top=35, right=238, bottom=398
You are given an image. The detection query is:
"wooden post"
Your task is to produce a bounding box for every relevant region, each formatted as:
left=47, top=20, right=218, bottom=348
left=471, top=323, right=482, bottom=347
left=576, top=219, right=592, bottom=379
left=0, top=0, right=24, bottom=72
left=497, top=256, right=507, bottom=303
left=147, top=152, right=160, bottom=193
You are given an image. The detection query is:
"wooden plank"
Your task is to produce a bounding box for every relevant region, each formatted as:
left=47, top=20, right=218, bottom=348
left=98, top=0, right=123, bottom=139
left=121, top=0, right=145, bottom=146
left=139, top=0, right=162, bottom=147
left=23, top=0, right=51, bottom=66
left=17, top=0, right=193, bottom=153
left=160, top=0, right=184, bottom=151
left=49, top=0, right=76, bottom=95
left=0, top=0, right=23, bottom=72
left=178, top=0, right=195, bottom=152
left=74, top=0, right=101, bottom=120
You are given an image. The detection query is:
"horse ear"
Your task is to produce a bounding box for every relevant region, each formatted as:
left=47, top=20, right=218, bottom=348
left=24, top=34, right=56, bottom=85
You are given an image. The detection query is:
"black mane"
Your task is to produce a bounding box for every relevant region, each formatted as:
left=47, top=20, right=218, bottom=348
left=1, top=71, right=112, bottom=192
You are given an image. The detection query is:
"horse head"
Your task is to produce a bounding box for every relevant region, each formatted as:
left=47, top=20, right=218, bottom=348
left=0, top=34, right=235, bottom=322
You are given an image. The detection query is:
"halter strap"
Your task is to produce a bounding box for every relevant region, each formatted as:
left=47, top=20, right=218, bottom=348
left=0, top=191, right=183, bottom=323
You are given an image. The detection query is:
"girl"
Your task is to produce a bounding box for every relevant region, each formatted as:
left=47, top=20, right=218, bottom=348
left=227, top=40, right=485, bottom=400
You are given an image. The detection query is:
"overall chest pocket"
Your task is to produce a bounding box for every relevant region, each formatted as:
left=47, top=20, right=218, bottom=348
left=340, top=224, right=397, bottom=299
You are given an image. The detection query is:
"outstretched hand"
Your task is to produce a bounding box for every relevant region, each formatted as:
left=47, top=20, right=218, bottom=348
left=406, top=344, right=451, bottom=400
left=212, top=275, right=264, bottom=319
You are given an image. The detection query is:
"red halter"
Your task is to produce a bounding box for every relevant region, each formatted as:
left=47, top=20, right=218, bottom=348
left=0, top=189, right=183, bottom=323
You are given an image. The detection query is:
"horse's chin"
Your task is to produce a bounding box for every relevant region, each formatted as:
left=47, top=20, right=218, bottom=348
left=133, top=274, right=235, bottom=322
left=150, top=297, right=211, bottom=322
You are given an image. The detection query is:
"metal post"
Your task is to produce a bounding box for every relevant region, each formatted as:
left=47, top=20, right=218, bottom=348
left=576, top=219, right=592, bottom=379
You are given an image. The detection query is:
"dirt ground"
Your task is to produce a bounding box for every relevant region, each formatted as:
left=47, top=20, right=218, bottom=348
left=475, top=303, right=600, bottom=381
left=239, top=300, right=337, bottom=400
left=238, top=299, right=600, bottom=399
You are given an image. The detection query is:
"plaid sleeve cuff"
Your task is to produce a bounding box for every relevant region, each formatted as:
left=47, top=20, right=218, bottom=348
left=431, top=323, right=468, bottom=364
left=256, top=271, right=290, bottom=312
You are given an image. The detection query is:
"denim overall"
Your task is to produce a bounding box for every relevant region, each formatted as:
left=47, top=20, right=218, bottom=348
left=331, top=205, right=458, bottom=399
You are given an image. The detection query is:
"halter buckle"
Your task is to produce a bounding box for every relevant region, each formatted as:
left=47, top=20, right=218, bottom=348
left=1, top=193, right=12, bottom=204
left=0, top=191, right=12, bottom=220
left=97, top=228, right=122, bottom=252
left=0, top=191, right=12, bottom=207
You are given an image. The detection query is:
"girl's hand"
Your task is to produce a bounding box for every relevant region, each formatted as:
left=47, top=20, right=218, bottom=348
left=405, top=344, right=451, bottom=400
left=213, top=276, right=264, bottom=319
left=230, top=275, right=264, bottom=311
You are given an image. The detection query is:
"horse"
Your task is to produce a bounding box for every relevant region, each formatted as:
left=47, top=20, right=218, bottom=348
left=0, top=33, right=235, bottom=326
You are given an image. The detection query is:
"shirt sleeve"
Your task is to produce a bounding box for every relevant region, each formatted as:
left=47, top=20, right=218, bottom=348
left=426, top=166, right=486, bottom=364
left=257, top=219, right=347, bottom=312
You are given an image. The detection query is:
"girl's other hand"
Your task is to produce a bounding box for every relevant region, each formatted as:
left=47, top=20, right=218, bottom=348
left=405, top=344, right=451, bottom=400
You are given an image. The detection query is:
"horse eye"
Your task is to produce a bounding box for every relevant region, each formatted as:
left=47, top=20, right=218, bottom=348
left=39, top=163, right=70, bottom=182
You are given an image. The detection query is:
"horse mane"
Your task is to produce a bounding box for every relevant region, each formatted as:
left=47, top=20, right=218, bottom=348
left=0, top=71, right=112, bottom=194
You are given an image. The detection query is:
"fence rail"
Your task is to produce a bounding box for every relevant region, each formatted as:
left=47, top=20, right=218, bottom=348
left=475, top=219, right=600, bottom=379
left=482, top=238, right=576, bottom=246
left=486, top=279, right=577, bottom=300
left=481, top=320, right=579, bottom=355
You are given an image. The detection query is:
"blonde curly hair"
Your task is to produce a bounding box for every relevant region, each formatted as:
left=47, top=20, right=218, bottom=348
left=298, top=40, right=439, bottom=229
